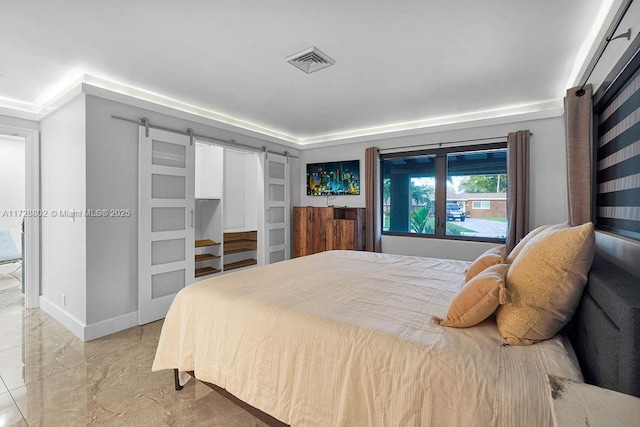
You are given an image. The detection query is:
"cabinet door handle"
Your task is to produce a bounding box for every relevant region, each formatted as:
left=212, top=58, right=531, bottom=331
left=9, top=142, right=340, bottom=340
left=190, top=209, right=194, bottom=228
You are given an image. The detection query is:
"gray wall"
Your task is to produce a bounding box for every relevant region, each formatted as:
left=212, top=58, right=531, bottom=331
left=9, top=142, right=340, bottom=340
left=40, top=96, right=87, bottom=323
left=84, top=95, right=300, bottom=325
left=300, top=115, right=568, bottom=261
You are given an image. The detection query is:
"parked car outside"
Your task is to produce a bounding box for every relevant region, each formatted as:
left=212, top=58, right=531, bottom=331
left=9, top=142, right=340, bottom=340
left=446, top=203, right=466, bottom=221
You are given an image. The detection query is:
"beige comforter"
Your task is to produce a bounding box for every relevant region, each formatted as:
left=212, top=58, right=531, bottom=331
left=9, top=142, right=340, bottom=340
left=153, top=250, right=582, bottom=426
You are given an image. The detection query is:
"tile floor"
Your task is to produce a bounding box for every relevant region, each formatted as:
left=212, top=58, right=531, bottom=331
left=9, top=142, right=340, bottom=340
left=0, top=268, right=267, bottom=426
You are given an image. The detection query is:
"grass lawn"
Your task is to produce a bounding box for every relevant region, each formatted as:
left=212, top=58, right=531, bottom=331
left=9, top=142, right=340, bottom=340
left=482, top=217, right=507, bottom=222
left=383, top=216, right=476, bottom=234
left=447, top=223, right=475, bottom=234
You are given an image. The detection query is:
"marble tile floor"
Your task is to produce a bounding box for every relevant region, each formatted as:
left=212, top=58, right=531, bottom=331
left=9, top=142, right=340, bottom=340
left=0, top=270, right=268, bottom=426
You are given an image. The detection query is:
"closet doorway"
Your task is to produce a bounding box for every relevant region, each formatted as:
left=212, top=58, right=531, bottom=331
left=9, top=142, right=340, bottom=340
left=138, top=128, right=291, bottom=324
left=0, top=127, right=39, bottom=310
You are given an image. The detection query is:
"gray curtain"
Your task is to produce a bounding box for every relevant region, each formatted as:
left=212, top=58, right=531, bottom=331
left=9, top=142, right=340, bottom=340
left=565, top=84, right=593, bottom=226
left=506, top=130, right=531, bottom=253
left=365, top=147, right=382, bottom=252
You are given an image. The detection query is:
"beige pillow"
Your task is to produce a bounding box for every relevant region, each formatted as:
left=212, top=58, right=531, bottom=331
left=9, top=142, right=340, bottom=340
left=496, top=222, right=595, bottom=345
left=506, top=223, right=570, bottom=263
left=465, top=245, right=506, bottom=282
left=505, top=225, right=550, bottom=264
left=434, top=263, right=511, bottom=328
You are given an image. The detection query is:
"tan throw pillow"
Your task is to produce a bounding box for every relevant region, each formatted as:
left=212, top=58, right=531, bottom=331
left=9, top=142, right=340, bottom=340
left=505, top=225, right=550, bottom=264
left=464, top=245, right=506, bottom=282
left=433, top=263, right=511, bottom=328
left=496, top=222, right=595, bottom=345
left=506, top=223, right=570, bottom=264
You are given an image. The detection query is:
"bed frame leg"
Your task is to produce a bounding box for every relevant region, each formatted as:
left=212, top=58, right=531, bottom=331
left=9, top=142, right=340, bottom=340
left=174, top=369, right=183, bottom=391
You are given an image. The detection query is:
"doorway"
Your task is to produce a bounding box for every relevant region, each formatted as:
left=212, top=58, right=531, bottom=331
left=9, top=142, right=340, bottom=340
left=0, top=134, right=26, bottom=305
left=0, top=125, right=40, bottom=309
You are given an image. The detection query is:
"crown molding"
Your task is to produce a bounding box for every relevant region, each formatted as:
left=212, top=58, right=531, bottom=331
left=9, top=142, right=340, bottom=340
left=0, top=74, right=565, bottom=149
left=294, top=100, right=564, bottom=148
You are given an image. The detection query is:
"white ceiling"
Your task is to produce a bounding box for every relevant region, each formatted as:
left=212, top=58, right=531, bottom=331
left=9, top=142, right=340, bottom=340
left=0, top=1, right=618, bottom=145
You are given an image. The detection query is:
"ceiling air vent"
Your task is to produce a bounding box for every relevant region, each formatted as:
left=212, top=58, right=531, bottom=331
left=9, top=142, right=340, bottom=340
left=286, top=46, right=335, bottom=74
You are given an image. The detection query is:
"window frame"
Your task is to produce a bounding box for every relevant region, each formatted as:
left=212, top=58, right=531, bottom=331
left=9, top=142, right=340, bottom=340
left=592, top=35, right=640, bottom=242
left=380, top=142, right=507, bottom=243
left=472, top=200, right=491, bottom=210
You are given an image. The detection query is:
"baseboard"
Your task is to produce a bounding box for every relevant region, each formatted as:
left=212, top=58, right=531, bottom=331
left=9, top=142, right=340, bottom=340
left=39, top=296, right=138, bottom=342
left=84, top=311, right=138, bottom=341
left=39, top=296, right=86, bottom=341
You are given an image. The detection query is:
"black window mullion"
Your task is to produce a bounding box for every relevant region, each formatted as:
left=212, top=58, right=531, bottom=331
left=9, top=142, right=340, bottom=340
left=434, top=154, right=447, bottom=238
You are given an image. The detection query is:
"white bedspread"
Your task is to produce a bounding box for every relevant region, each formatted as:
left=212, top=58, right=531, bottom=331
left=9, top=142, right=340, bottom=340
left=153, top=250, right=582, bottom=426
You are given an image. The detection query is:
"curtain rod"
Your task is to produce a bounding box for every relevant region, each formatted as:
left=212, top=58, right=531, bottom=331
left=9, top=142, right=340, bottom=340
left=110, top=115, right=299, bottom=159
left=378, top=135, right=524, bottom=153
left=576, top=0, right=634, bottom=96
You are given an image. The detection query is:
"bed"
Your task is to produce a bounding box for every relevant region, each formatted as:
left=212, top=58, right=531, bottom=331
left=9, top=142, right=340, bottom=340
left=152, top=243, right=635, bottom=426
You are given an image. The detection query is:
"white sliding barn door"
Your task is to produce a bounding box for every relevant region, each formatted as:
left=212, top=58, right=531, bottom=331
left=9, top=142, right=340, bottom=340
left=138, top=127, right=194, bottom=325
left=264, top=152, right=290, bottom=263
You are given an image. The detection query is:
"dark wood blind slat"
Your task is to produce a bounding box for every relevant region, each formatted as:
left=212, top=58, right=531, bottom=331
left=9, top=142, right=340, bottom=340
left=597, top=122, right=640, bottom=158
left=596, top=188, right=640, bottom=206
left=597, top=156, right=640, bottom=182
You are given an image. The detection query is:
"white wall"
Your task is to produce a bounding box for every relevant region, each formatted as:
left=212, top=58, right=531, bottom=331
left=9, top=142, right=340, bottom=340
left=301, top=148, right=365, bottom=209
left=224, top=149, right=247, bottom=230
left=40, top=95, right=87, bottom=323
left=0, top=135, right=26, bottom=245
left=243, top=153, right=259, bottom=231
left=223, top=149, right=260, bottom=232
left=195, top=142, right=223, bottom=199
left=300, top=115, right=568, bottom=261
left=290, top=155, right=302, bottom=207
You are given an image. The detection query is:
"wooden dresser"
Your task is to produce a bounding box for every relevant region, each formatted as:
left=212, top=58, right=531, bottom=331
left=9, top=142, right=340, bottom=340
left=293, top=206, right=366, bottom=257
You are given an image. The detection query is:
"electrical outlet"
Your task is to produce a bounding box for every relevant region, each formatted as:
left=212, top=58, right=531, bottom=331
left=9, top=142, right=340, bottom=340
left=62, top=294, right=66, bottom=307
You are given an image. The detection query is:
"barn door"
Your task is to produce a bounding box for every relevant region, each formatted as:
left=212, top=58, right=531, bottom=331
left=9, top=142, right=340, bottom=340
left=264, top=152, right=290, bottom=263
left=138, top=126, right=194, bottom=325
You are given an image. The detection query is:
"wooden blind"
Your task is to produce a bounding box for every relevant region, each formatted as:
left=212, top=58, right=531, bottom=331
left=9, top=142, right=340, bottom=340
left=596, top=67, right=640, bottom=240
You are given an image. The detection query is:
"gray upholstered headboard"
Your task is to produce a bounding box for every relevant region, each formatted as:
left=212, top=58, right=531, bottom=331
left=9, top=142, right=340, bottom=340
left=567, top=235, right=640, bottom=397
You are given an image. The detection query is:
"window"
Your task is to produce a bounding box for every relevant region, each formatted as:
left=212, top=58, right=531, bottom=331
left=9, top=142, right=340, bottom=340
left=382, top=143, right=507, bottom=242
left=593, top=63, right=640, bottom=241
left=382, top=153, right=436, bottom=235
left=472, top=201, right=491, bottom=209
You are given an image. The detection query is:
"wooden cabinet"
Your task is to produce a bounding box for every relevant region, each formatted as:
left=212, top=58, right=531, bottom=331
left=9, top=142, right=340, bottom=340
left=293, top=207, right=365, bottom=257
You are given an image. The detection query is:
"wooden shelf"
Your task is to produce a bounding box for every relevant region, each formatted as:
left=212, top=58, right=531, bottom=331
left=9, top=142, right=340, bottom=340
left=223, top=231, right=257, bottom=254
left=224, top=247, right=257, bottom=255
left=195, top=239, right=220, bottom=248
left=224, top=231, right=257, bottom=242
left=195, top=253, right=220, bottom=262
left=224, top=259, right=257, bottom=271
left=195, top=266, right=221, bottom=277
left=221, top=231, right=258, bottom=272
